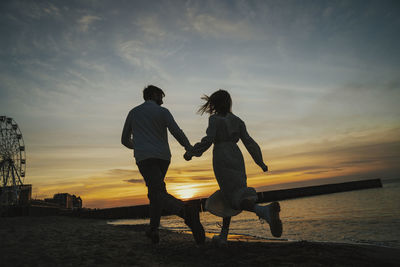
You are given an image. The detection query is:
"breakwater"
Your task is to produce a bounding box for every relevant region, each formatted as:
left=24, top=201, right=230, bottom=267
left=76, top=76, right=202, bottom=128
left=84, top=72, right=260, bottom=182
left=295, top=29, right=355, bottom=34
left=77, top=178, right=382, bottom=220
left=255, top=178, right=382, bottom=203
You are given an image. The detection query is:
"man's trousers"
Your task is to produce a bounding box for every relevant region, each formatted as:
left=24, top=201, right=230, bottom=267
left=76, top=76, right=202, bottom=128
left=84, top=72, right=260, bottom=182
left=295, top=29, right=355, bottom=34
left=137, top=158, right=184, bottom=230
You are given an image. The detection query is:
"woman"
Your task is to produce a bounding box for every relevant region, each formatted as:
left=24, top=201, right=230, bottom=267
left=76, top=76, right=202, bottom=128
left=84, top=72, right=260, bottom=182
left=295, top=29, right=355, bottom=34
left=184, top=89, right=282, bottom=246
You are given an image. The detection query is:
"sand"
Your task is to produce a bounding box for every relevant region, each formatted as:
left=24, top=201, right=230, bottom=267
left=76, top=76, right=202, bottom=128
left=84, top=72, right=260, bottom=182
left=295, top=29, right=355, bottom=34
left=0, top=216, right=399, bottom=267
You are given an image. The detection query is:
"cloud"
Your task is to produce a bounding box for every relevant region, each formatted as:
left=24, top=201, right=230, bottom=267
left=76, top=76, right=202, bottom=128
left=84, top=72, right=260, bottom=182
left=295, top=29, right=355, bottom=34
left=104, top=169, right=140, bottom=179
left=78, top=15, right=102, bottom=32
left=164, top=165, right=215, bottom=183
left=269, top=165, right=332, bottom=175
left=42, top=3, right=61, bottom=17
left=190, top=14, right=255, bottom=39
left=134, top=15, right=167, bottom=42
left=74, top=59, right=107, bottom=73
left=185, top=7, right=258, bottom=40
left=303, top=169, right=341, bottom=175
left=124, top=179, right=144, bottom=184
left=115, top=39, right=173, bottom=81
left=166, top=176, right=215, bottom=184
left=339, top=159, right=378, bottom=166
left=113, top=12, right=187, bottom=79
left=12, top=1, right=62, bottom=20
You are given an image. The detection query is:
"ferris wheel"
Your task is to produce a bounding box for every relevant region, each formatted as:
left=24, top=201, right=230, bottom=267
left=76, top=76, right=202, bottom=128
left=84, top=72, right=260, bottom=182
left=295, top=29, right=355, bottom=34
left=0, top=116, right=26, bottom=205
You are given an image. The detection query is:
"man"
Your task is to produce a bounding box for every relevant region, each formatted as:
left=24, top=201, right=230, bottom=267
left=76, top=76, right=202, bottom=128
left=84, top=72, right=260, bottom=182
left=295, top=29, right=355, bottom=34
left=121, top=85, right=205, bottom=245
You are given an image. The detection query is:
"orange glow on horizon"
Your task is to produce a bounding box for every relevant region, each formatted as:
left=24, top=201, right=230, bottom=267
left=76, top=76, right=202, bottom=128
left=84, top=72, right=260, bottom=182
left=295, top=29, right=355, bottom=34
left=29, top=127, right=400, bottom=209
left=32, top=157, right=393, bottom=209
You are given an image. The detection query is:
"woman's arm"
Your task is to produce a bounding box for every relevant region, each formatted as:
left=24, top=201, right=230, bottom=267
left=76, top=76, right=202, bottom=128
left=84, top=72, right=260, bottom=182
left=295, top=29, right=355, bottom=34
left=185, top=116, right=217, bottom=159
left=239, top=120, right=268, bottom=171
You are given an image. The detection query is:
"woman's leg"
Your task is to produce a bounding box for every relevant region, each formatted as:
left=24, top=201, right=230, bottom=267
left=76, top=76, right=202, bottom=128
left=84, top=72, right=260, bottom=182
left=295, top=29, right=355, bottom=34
left=220, top=216, right=231, bottom=239
left=240, top=198, right=283, bottom=238
left=213, top=216, right=231, bottom=246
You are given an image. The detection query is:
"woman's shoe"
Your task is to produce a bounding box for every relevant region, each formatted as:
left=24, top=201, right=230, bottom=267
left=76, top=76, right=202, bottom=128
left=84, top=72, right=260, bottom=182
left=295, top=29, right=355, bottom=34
left=255, top=202, right=283, bottom=238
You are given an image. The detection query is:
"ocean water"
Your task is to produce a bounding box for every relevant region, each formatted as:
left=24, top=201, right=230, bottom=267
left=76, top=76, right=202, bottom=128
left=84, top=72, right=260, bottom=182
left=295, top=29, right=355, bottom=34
left=110, top=179, right=400, bottom=248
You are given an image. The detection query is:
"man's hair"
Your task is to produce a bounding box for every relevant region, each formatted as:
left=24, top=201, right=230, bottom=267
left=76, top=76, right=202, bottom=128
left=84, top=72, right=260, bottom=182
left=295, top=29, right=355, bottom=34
left=143, top=85, right=165, bottom=101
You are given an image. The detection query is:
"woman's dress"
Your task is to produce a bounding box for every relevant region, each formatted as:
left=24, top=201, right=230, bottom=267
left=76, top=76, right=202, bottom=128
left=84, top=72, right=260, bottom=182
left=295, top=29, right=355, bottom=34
left=190, top=113, right=265, bottom=215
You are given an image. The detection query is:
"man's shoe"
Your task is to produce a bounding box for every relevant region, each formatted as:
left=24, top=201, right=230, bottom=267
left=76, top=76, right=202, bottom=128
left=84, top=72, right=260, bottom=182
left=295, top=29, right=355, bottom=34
left=145, top=228, right=160, bottom=244
left=184, top=205, right=206, bottom=245
left=256, top=202, right=283, bottom=238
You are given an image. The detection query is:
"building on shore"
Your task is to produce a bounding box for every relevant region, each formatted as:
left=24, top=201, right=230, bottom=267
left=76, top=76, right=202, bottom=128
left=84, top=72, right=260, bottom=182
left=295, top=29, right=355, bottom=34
left=0, top=184, right=32, bottom=205
left=45, top=193, right=82, bottom=209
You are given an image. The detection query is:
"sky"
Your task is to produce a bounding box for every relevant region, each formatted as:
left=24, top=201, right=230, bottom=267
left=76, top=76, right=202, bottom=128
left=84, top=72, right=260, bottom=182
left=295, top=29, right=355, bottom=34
left=1, top=0, right=399, bottom=208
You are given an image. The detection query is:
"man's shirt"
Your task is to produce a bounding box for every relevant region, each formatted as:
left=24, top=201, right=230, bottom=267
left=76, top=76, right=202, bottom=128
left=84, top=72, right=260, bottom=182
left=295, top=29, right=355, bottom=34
left=121, top=100, right=191, bottom=162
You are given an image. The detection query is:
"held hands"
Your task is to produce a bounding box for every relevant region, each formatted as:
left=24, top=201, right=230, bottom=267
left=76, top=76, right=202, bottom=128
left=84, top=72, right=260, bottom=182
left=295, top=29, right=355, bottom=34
left=184, top=151, right=193, bottom=161
left=261, top=163, right=268, bottom=172
left=184, top=145, right=194, bottom=161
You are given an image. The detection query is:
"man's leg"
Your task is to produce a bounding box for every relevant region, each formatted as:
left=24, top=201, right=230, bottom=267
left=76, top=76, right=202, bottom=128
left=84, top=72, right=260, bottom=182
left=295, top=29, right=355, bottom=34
left=156, top=159, right=186, bottom=217
left=137, top=158, right=205, bottom=244
left=137, top=158, right=181, bottom=231
left=156, top=158, right=206, bottom=245
left=136, top=159, right=163, bottom=243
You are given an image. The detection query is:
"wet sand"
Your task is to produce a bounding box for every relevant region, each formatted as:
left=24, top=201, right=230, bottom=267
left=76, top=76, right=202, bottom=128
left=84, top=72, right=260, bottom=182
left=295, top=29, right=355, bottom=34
left=1, top=216, right=399, bottom=266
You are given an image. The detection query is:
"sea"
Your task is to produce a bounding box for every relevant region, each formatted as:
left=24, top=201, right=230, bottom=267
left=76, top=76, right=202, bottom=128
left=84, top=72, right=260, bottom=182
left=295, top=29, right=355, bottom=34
left=109, top=179, right=400, bottom=249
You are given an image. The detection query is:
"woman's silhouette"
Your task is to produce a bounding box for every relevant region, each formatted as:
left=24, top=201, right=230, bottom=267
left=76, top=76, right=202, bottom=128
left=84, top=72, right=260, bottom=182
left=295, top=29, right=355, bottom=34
left=185, top=89, right=282, bottom=246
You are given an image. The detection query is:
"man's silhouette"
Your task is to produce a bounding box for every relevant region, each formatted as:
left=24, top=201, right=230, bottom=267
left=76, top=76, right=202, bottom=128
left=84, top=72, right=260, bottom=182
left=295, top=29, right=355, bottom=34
left=121, top=85, right=205, bottom=244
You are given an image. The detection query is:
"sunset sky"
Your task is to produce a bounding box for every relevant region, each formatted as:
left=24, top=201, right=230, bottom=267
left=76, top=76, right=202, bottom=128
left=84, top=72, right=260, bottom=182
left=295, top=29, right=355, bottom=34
left=1, top=0, right=399, bottom=208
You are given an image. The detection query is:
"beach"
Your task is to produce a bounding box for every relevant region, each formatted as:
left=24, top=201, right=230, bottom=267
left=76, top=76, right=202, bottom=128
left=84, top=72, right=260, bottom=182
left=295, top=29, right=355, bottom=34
left=1, top=216, right=399, bottom=266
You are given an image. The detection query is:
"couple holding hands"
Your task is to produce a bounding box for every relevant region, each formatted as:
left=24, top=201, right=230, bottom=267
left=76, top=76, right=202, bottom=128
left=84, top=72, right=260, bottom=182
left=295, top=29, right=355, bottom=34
left=121, top=85, right=282, bottom=246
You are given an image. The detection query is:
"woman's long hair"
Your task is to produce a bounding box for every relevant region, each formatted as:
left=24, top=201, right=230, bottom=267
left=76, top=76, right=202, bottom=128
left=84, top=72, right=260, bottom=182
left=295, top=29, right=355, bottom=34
left=198, top=89, right=232, bottom=116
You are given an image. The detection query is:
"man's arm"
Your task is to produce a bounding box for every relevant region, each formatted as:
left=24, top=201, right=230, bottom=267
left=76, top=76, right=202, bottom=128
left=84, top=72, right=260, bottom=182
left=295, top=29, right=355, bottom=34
left=165, top=109, right=191, bottom=150
left=121, top=111, right=134, bottom=149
